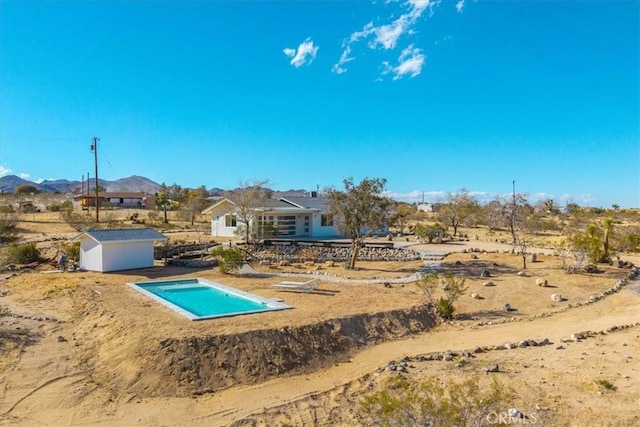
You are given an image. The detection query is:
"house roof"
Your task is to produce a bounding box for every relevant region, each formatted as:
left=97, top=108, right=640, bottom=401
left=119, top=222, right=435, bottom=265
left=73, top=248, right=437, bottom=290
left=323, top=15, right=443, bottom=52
left=74, top=228, right=167, bottom=243
left=281, top=196, right=329, bottom=211
left=201, top=198, right=294, bottom=215
left=72, top=192, right=151, bottom=199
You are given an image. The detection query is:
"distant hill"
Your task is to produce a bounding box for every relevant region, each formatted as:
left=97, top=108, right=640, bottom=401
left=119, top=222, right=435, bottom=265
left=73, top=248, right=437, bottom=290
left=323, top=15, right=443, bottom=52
left=105, top=175, right=161, bottom=194
left=0, top=174, right=162, bottom=194
left=0, top=175, right=35, bottom=193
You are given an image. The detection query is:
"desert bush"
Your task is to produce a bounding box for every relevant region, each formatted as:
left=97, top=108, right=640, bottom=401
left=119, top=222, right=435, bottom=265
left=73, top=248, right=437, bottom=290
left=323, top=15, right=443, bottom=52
left=46, top=200, right=73, bottom=212
left=7, top=242, right=41, bottom=264
left=212, top=246, right=244, bottom=274
left=61, top=210, right=96, bottom=231
left=414, top=222, right=445, bottom=243
left=417, top=273, right=467, bottom=320
left=0, top=205, right=15, bottom=213
left=60, top=242, right=80, bottom=261
left=0, top=306, right=11, bottom=318
left=360, top=375, right=514, bottom=427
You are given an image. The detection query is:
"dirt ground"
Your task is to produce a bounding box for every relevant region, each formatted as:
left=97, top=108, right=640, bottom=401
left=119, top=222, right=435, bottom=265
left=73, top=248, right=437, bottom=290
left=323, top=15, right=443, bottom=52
left=1, top=214, right=639, bottom=426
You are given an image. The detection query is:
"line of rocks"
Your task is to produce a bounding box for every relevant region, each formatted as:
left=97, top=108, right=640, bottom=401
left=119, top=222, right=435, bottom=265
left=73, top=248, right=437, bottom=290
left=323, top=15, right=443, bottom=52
left=249, top=245, right=423, bottom=263
left=377, top=322, right=640, bottom=375
left=474, top=268, right=639, bottom=327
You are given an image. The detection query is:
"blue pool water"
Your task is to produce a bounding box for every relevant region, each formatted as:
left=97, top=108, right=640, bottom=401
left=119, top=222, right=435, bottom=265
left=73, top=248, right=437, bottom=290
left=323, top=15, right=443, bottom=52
left=128, top=278, right=291, bottom=320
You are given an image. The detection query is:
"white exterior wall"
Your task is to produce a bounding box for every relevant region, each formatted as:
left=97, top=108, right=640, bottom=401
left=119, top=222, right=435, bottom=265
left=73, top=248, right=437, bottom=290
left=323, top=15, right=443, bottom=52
left=310, top=213, right=342, bottom=238
left=210, top=212, right=238, bottom=237
left=79, top=237, right=104, bottom=272
left=101, top=241, right=154, bottom=272
left=79, top=238, right=155, bottom=272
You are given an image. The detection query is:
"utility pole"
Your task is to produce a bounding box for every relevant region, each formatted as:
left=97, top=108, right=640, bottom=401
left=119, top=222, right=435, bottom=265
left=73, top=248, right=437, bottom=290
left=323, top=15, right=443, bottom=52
left=91, top=137, right=100, bottom=223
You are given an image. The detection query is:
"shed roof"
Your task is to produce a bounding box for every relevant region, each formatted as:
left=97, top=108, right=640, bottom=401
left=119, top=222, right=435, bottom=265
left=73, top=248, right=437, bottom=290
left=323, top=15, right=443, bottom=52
left=74, top=228, right=167, bottom=243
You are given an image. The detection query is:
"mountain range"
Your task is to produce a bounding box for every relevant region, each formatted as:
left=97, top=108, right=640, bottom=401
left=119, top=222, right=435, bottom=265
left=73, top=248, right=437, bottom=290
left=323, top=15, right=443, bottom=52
left=0, top=174, right=308, bottom=198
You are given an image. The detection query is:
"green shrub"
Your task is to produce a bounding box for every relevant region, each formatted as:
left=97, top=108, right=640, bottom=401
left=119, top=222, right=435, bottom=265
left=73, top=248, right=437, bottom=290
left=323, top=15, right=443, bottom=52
left=7, top=242, right=41, bottom=264
left=46, top=200, right=73, bottom=212
left=61, top=242, right=80, bottom=261
left=436, top=296, right=456, bottom=320
left=213, top=246, right=245, bottom=274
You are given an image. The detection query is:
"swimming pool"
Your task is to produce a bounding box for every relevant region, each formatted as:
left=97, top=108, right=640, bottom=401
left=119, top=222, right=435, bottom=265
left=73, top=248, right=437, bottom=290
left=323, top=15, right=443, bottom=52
left=127, top=278, right=292, bottom=321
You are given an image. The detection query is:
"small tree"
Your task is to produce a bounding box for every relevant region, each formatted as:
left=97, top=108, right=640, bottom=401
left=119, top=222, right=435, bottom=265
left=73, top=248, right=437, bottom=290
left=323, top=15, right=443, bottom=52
left=360, top=375, right=515, bottom=427
left=14, top=184, right=39, bottom=195
left=417, top=273, right=468, bottom=320
left=437, top=190, right=478, bottom=237
left=223, top=179, right=272, bottom=244
left=326, top=177, right=390, bottom=269
left=213, top=246, right=244, bottom=274
left=414, top=222, right=445, bottom=243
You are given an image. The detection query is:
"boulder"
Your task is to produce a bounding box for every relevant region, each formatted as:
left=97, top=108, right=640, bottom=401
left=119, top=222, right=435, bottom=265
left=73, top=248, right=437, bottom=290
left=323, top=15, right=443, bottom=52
left=551, top=293, right=564, bottom=302
left=482, top=280, right=495, bottom=287
left=536, top=278, right=548, bottom=287
left=480, top=269, right=491, bottom=277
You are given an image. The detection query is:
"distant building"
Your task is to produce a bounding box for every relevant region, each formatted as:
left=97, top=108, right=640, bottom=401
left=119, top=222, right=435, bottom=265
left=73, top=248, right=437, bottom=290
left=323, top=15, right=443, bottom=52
left=73, top=192, right=155, bottom=209
left=417, top=203, right=440, bottom=213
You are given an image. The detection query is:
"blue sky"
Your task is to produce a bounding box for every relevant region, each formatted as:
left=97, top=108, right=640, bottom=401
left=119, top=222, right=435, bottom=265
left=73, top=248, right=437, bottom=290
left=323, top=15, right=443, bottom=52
left=1, top=0, right=638, bottom=207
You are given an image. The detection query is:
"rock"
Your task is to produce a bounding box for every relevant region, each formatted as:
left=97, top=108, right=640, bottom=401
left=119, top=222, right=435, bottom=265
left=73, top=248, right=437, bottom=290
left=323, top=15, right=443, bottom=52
left=482, top=280, right=495, bottom=287
left=480, top=269, right=491, bottom=277
left=585, top=264, right=600, bottom=273
left=470, top=254, right=478, bottom=259
left=529, top=253, right=537, bottom=263
left=536, top=278, right=548, bottom=287
left=454, top=260, right=463, bottom=266
left=517, top=270, right=528, bottom=276
left=470, top=292, right=481, bottom=299
left=484, top=364, right=499, bottom=373
left=551, top=293, right=564, bottom=302
left=503, top=303, right=512, bottom=312
left=57, top=336, right=67, bottom=342
left=508, top=408, right=526, bottom=419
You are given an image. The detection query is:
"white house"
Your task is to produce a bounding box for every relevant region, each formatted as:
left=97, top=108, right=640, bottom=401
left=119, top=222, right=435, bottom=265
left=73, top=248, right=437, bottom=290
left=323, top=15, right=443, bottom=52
left=202, top=194, right=342, bottom=239
left=73, top=228, right=167, bottom=272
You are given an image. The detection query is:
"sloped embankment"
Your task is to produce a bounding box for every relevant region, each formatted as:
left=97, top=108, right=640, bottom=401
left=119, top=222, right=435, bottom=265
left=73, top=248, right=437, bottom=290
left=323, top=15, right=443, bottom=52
left=74, top=289, right=435, bottom=398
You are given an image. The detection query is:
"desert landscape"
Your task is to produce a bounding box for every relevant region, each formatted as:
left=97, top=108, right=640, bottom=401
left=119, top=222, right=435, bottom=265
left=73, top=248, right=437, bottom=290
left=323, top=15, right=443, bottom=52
left=1, top=208, right=639, bottom=426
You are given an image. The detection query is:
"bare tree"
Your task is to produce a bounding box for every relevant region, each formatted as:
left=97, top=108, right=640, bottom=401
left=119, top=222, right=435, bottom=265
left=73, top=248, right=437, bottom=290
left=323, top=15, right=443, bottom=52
left=326, top=177, right=390, bottom=269
left=224, top=179, right=272, bottom=244
left=437, top=189, right=479, bottom=237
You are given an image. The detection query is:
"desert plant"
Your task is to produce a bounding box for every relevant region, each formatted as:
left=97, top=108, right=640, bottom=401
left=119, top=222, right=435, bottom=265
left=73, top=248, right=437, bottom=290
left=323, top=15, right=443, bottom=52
left=417, top=273, right=468, bottom=320
left=0, top=306, right=11, bottom=318
left=595, top=379, right=616, bottom=391
left=7, top=242, right=41, bottom=264
left=60, top=242, right=80, bottom=262
left=360, top=374, right=515, bottom=427
left=414, top=222, right=445, bottom=243
left=213, top=246, right=245, bottom=274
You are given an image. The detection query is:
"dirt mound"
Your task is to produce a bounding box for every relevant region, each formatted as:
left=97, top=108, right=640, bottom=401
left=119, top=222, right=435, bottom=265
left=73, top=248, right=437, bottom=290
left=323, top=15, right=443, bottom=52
left=71, top=286, right=436, bottom=398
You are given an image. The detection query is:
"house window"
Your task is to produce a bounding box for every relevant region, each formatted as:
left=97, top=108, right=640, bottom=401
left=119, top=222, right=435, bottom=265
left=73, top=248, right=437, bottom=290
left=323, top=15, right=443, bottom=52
left=321, top=214, right=334, bottom=227
left=225, top=214, right=237, bottom=227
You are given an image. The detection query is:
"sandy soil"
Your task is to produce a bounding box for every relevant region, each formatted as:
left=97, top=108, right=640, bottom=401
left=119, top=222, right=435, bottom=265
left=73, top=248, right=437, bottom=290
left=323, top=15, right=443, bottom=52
left=1, top=215, right=639, bottom=426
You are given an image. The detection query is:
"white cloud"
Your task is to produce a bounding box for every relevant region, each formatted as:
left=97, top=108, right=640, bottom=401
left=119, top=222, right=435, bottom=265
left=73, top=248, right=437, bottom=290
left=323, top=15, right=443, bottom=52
left=455, top=0, right=465, bottom=13
left=284, top=38, right=319, bottom=68
left=0, top=166, right=11, bottom=177
left=19, top=173, right=31, bottom=180
left=331, top=45, right=354, bottom=74
left=333, top=0, right=436, bottom=75
left=382, top=45, right=426, bottom=79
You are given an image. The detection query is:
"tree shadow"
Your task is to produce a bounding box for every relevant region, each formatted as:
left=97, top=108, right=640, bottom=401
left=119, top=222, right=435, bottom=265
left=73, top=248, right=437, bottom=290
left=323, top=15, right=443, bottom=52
left=437, top=260, right=520, bottom=278
left=456, top=308, right=523, bottom=321
left=0, top=328, right=41, bottom=352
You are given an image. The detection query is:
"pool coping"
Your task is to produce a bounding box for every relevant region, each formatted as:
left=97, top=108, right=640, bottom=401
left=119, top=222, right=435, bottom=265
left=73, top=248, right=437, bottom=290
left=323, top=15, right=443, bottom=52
left=127, top=278, right=293, bottom=321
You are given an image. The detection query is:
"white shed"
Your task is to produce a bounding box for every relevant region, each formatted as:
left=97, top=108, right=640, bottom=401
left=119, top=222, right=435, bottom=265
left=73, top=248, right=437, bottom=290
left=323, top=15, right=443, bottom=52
left=74, top=228, right=167, bottom=272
